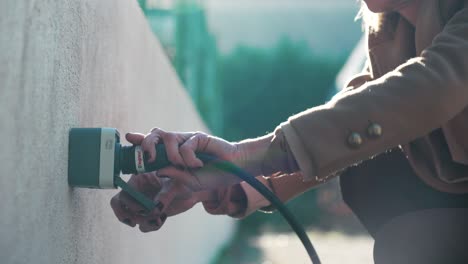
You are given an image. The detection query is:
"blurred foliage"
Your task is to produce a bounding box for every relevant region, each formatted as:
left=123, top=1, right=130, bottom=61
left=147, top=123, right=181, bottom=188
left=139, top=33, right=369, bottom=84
left=218, top=37, right=345, bottom=141
left=139, top=0, right=223, bottom=134
left=212, top=39, right=356, bottom=264
left=217, top=37, right=347, bottom=230
left=138, top=2, right=365, bottom=263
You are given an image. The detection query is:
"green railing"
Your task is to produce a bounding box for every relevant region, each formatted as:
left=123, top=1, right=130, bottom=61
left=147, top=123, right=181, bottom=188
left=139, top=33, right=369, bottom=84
left=138, top=0, right=223, bottom=135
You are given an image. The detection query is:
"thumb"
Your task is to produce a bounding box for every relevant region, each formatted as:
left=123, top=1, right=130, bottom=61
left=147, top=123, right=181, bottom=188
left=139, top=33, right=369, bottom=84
left=126, top=132, right=145, bottom=145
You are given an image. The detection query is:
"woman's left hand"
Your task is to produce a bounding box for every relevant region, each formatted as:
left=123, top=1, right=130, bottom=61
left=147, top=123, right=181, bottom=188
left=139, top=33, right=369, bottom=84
left=110, top=171, right=215, bottom=232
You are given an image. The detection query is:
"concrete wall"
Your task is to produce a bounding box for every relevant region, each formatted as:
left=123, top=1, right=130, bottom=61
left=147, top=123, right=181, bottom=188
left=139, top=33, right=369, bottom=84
left=0, top=0, right=234, bottom=263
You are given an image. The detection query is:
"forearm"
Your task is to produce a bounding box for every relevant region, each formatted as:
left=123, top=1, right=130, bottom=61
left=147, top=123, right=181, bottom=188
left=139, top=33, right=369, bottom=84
left=267, top=172, right=319, bottom=203
left=235, top=133, right=274, bottom=176
left=236, top=129, right=300, bottom=177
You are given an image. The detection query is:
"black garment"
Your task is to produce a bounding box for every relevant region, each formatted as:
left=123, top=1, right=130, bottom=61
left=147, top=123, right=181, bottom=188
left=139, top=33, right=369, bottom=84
left=372, top=208, right=468, bottom=264
left=340, top=148, right=468, bottom=263
left=339, top=147, right=468, bottom=237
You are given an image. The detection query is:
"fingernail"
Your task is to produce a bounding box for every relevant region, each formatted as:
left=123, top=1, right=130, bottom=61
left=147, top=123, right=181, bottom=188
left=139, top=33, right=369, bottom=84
left=160, top=214, right=167, bottom=222
left=122, top=218, right=132, bottom=226
left=148, top=219, right=159, bottom=226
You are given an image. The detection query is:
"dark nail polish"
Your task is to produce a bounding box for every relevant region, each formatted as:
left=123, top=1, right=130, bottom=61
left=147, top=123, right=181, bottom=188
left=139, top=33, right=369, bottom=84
left=122, top=218, right=132, bottom=226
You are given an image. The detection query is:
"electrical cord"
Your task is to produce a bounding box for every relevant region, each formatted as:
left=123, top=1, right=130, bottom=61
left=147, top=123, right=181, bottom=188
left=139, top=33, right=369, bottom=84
left=197, top=153, right=321, bottom=264
left=120, top=144, right=321, bottom=264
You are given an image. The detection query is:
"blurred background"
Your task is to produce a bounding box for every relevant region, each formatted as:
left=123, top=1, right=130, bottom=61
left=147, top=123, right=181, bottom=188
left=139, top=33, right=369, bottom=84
left=137, top=0, right=371, bottom=262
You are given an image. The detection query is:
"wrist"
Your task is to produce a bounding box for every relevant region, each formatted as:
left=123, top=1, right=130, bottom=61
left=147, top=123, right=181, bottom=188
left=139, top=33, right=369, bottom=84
left=234, top=133, right=274, bottom=176
left=262, top=126, right=300, bottom=176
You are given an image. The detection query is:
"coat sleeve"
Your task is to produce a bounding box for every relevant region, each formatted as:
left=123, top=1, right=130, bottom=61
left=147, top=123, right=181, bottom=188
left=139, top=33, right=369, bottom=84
left=280, top=8, right=468, bottom=182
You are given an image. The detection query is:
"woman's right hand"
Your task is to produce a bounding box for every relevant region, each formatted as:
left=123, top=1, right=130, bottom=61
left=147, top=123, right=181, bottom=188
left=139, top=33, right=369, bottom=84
left=126, top=128, right=270, bottom=192
left=127, top=127, right=274, bottom=183
left=126, top=128, right=242, bottom=170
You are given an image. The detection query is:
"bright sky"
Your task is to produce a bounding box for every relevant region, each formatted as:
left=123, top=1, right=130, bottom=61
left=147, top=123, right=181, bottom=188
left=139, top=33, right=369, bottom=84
left=203, top=0, right=361, bottom=54
left=205, top=0, right=357, bottom=10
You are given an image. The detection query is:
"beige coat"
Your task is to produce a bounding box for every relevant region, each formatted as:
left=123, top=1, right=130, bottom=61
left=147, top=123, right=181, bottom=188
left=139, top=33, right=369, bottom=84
left=280, top=0, right=468, bottom=194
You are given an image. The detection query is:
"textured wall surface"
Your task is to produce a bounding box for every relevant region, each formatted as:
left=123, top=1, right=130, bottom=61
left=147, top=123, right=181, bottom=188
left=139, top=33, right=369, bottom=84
left=0, top=0, right=234, bottom=263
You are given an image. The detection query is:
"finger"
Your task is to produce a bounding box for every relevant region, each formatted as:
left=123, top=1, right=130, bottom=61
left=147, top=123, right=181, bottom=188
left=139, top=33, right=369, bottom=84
left=179, top=135, right=206, bottom=168
left=110, top=195, right=136, bottom=227
left=117, top=190, right=149, bottom=217
left=141, top=132, right=161, bottom=163
left=123, top=173, right=162, bottom=217
left=138, top=214, right=166, bottom=233
left=139, top=217, right=162, bottom=233
left=153, top=180, right=179, bottom=214
left=125, top=132, right=145, bottom=145
left=157, top=166, right=201, bottom=190
left=159, top=132, right=185, bottom=167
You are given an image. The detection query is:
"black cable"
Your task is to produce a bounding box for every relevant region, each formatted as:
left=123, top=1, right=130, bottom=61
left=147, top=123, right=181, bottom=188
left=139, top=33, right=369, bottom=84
left=197, top=153, right=321, bottom=264
left=121, top=144, right=321, bottom=264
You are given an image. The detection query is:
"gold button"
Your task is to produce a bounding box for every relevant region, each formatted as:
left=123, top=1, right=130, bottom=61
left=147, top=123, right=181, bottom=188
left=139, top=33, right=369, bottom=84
left=367, top=123, right=383, bottom=138
left=347, top=132, right=363, bottom=148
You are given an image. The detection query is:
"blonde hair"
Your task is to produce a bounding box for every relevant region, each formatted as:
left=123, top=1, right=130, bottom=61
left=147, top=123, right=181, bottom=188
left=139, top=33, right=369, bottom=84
left=356, top=1, right=386, bottom=33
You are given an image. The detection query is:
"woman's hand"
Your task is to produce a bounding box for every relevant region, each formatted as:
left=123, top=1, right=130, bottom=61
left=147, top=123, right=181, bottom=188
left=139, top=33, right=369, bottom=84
left=110, top=172, right=165, bottom=232
left=110, top=171, right=216, bottom=232
left=110, top=171, right=250, bottom=232
left=125, top=128, right=259, bottom=191
left=126, top=128, right=273, bottom=185
left=126, top=128, right=240, bottom=169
